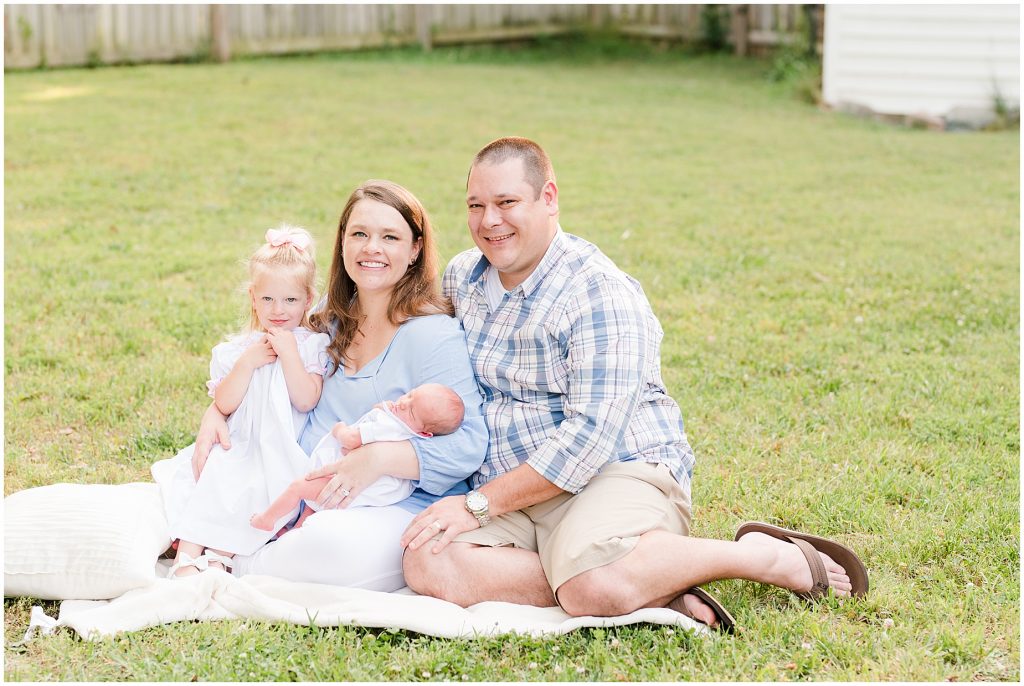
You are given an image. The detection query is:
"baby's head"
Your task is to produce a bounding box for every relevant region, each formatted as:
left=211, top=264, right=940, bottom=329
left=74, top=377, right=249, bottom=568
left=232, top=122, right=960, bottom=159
left=246, top=225, right=317, bottom=332
left=390, top=383, right=465, bottom=437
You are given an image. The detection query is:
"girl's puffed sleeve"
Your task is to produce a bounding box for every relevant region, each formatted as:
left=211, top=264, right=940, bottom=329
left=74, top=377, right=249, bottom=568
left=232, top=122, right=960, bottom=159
left=298, top=331, right=331, bottom=377
left=404, top=318, right=488, bottom=496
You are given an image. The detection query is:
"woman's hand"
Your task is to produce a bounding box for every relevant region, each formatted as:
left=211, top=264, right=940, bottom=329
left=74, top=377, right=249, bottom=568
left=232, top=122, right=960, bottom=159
left=304, top=443, right=387, bottom=510
left=193, top=403, right=230, bottom=481
left=401, top=495, right=479, bottom=554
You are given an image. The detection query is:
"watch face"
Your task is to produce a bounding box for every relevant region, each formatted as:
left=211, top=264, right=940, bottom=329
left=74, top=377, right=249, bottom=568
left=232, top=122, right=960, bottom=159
left=466, top=491, right=487, bottom=512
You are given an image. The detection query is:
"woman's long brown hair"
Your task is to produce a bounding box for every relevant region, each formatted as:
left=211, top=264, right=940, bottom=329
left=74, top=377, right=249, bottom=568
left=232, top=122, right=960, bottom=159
left=310, top=180, right=453, bottom=374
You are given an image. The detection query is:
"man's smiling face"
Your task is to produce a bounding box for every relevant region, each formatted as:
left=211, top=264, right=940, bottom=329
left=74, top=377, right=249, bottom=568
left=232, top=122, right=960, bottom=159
left=466, top=157, right=559, bottom=290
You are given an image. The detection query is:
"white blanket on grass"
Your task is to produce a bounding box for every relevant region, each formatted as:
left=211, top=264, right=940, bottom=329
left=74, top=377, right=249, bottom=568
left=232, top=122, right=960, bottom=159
left=27, top=564, right=706, bottom=641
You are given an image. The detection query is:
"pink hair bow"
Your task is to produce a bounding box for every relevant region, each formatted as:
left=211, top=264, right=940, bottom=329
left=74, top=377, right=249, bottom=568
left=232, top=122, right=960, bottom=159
left=265, top=228, right=310, bottom=252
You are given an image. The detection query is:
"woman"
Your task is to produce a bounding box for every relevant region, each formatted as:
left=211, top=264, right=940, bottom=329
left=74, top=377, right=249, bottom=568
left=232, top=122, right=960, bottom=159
left=191, top=180, right=487, bottom=591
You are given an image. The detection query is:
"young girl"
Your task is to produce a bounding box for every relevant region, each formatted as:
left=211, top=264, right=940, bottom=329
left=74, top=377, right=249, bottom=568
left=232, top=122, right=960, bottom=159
left=152, top=226, right=331, bottom=577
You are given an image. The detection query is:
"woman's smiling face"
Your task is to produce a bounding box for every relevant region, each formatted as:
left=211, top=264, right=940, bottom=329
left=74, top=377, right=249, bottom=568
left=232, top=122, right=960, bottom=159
left=342, top=199, right=421, bottom=297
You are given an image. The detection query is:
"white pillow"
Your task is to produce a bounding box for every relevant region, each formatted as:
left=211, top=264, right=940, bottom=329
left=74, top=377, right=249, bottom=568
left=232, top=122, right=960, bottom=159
left=4, top=482, right=171, bottom=600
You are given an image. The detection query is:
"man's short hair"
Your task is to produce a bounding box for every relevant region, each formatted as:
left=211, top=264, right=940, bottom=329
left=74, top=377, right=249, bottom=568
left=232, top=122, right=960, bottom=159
left=471, top=136, right=556, bottom=199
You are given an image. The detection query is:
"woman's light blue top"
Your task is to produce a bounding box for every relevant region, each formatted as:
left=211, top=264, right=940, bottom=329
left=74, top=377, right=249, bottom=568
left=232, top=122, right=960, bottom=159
left=298, top=313, right=487, bottom=514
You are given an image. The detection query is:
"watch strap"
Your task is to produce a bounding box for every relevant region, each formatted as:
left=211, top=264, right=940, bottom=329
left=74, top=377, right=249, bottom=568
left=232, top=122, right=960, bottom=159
left=465, top=490, right=491, bottom=527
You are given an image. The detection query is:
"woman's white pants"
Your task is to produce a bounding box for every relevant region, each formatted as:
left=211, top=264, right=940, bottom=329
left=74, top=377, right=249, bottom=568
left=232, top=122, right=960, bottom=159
left=231, top=505, right=415, bottom=592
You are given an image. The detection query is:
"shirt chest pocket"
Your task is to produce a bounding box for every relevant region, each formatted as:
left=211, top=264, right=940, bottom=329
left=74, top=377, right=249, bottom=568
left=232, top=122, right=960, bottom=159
left=504, top=322, right=570, bottom=396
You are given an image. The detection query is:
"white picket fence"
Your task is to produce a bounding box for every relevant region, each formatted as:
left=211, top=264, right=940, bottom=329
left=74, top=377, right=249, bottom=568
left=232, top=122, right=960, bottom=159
left=4, top=4, right=807, bottom=70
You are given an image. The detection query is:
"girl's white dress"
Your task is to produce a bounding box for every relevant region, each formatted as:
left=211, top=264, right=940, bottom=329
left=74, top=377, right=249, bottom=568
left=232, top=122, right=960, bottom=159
left=151, top=327, right=330, bottom=556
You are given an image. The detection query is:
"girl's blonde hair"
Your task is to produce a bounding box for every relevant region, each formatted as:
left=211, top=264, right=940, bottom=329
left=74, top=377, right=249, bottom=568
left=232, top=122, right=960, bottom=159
left=246, top=224, right=317, bottom=332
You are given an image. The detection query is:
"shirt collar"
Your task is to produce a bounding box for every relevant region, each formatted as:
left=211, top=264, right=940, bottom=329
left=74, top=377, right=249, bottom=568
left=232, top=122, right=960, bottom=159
left=468, top=252, right=489, bottom=285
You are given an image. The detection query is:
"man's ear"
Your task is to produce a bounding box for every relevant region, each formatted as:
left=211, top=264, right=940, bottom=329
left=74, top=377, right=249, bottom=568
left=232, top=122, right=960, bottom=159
left=418, top=431, right=433, bottom=438
left=542, top=179, right=559, bottom=217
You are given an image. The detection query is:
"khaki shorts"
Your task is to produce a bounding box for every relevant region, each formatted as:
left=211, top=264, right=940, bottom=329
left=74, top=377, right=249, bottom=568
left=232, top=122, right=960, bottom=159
left=454, top=461, right=691, bottom=599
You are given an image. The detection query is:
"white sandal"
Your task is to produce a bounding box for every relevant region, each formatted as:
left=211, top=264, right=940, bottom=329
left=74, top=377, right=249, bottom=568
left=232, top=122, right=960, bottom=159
left=201, top=551, right=234, bottom=573
left=166, top=551, right=234, bottom=578
left=167, top=552, right=204, bottom=578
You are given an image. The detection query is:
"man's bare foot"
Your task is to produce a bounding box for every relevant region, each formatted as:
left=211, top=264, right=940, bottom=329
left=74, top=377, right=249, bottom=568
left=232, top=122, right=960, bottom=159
left=668, top=592, right=719, bottom=628
left=737, top=531, right=852, bottom=596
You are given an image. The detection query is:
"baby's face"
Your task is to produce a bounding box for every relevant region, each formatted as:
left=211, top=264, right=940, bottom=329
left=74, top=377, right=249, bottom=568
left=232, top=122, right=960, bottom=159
left=386, top=388, right=429, bottom=434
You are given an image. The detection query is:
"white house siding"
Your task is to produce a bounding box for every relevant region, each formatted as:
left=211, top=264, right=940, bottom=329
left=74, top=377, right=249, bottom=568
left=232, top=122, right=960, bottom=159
left=822, top=4, right=1020, bottom=119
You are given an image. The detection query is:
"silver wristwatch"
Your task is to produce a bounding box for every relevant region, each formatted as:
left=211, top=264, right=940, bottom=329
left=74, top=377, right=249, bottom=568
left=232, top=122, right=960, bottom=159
left=465, top=489, right=491, bottom=527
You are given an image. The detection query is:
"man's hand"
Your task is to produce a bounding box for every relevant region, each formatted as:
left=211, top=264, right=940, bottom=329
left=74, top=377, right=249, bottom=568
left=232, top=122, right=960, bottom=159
left=401, top=495, right=479, bottom=555
left=193, top=404, right=230, bottom=481
left=401, top=466, right=563, bottom=554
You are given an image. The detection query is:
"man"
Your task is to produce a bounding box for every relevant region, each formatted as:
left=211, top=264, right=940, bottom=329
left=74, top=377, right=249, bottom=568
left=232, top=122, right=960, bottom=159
left=401, top=136, right=867, bottom=631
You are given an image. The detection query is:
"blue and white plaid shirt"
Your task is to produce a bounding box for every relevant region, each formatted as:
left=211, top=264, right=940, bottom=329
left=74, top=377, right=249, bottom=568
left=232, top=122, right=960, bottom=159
left=444, top=229, right=695, bottom=494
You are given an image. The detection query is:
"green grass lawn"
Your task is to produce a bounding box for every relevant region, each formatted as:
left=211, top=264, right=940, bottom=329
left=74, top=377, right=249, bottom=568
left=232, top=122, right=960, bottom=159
left=4, top=37, right=1019, bottom=680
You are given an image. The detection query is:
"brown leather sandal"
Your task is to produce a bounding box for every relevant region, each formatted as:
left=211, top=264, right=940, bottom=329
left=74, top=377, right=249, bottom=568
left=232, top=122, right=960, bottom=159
left=734, top=521, right=869, bottom=599
left=685, top=586, right=736, bottom=633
